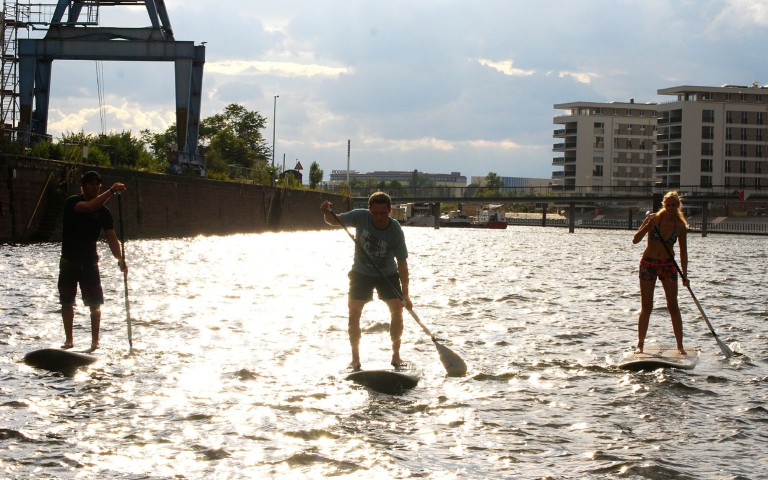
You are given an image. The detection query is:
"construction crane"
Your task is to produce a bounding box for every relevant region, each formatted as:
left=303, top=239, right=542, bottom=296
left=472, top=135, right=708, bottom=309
left=4, top=1, right=206, bottom=175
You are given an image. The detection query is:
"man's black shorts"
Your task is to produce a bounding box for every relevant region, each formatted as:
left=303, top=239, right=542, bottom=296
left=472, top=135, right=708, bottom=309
left=348, top=270, right=402, bottom=302
left=58, top=257, right=104, bottom=307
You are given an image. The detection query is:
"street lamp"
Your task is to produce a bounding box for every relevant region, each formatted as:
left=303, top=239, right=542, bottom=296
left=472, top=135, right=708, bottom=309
left=271, top=95, right=279, bottom=187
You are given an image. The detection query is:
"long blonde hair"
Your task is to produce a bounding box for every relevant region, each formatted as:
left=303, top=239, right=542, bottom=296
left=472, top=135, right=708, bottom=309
left=656, top=191, right=688, bottom=228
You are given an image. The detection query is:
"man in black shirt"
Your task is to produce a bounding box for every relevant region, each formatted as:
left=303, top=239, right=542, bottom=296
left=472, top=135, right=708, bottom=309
left=59, top=171, right=127, bottom=350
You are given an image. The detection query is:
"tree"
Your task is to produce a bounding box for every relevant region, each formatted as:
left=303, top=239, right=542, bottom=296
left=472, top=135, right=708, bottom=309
left=475, top=172, right=504, bottom=197
left=308, top=161, right=323, bottom=189
left=142, top=103, right=271, bottom=180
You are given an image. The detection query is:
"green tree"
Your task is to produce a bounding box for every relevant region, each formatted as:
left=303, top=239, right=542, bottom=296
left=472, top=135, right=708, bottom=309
left=308, top=161, right=323, bottom=189
left=142, top=103, right=271, bottom=181
left=475, top=172, right=504, bottom=197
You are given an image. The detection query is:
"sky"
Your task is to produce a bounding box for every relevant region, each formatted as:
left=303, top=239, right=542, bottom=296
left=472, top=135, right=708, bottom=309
left=25, top=0, right=768, bottom=180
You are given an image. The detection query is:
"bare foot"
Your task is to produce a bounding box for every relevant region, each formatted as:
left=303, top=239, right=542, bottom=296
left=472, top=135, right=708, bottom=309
left=348, top=360, right=361, bottom=371
left=635, top=345, right=643, bottom=354
left=61, top=342, right=73, bottom=350
left=90, top=343, right=100, bottom=351
left=678, top=348, right=687, bottom=355
left=391, top=355, right=406, bottom=367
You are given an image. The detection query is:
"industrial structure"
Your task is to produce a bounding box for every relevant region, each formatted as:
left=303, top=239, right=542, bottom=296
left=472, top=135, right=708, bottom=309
left=1, top=0, right=206, bottom=174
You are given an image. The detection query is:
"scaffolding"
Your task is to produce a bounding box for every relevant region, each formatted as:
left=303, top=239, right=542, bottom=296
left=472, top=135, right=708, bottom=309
left=1, top=1, right=27, bottom=142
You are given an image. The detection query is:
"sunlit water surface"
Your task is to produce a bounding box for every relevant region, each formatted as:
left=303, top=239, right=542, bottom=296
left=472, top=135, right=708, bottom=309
left=1, top=227, right=767, bottom=479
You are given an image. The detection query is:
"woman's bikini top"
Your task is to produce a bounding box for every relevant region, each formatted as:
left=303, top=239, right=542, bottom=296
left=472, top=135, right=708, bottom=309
left=650, top=217, right=677, bottom=245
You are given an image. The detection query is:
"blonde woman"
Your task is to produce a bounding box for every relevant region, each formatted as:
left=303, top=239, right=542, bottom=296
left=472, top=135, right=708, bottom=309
left=632, top=191, right=689, bottom=354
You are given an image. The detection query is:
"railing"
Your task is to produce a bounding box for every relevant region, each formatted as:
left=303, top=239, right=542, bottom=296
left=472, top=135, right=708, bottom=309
left=504, top=217, right=768, bottom=235
left=339, top=184, right=767, bottom=201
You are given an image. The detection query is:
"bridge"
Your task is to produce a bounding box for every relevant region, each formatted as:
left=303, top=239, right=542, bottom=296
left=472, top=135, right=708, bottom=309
left=347, top=185, right=767, bottom=236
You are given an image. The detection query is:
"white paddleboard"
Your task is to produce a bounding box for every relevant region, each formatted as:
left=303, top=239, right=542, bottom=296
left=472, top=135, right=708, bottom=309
left=618, top=344, right=699, bottom=371
left=346, top=363, right=420, bottom=394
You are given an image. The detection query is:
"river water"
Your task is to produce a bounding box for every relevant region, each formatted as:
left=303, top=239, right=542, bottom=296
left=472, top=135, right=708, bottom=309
left=1, top=226, right=766, bottom=479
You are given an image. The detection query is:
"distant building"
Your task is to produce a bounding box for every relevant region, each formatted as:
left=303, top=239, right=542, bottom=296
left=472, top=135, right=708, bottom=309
left=328, top=170, right=467, bottom=187
left=656, top=84, right=768, bottom=191
left=470, top=175, right=551, bottom=192
left=552, top=100, right=658, bottom=193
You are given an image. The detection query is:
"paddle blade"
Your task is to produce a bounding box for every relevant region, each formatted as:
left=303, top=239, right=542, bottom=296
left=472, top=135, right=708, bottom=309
left=714, top=336, right=734, bottom=358
left=434, top=341, right=467, bottom=377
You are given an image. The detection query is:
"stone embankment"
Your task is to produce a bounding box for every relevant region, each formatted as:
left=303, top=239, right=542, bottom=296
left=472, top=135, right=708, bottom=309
left=1, top=156, right=348, bottom=243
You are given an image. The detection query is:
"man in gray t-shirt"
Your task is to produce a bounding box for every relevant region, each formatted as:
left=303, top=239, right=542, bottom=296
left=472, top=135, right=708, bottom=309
left=321, top=192, right=412, bottom=371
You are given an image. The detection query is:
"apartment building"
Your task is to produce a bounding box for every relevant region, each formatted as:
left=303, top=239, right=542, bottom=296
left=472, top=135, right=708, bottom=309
left=656, top=84, right=768, bottom=191
left=552, top=101, right=658, bottom=193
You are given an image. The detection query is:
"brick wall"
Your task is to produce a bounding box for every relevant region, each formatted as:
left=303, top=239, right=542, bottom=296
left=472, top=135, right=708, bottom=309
left=1, top=156, right=349, bottom=242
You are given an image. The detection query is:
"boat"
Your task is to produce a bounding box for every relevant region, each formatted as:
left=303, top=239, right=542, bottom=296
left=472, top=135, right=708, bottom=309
left=474, top=205, right=508, bottom=229
left=439, top=210, right=472, bottom=228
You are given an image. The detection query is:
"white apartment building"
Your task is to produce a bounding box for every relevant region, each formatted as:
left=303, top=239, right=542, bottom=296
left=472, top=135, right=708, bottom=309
left=656, top=84, right=768, bottom=191
left=552, top=100, right=658, bottom=193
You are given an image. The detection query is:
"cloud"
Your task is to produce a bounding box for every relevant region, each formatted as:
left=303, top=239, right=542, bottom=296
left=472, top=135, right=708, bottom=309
left=557, top=71, right=599, bottom=85
left=716, top=0, right=768, bottom=27
left=476, top=59, right=535, bottom=77
left=206, top=59, right=351, bottom=78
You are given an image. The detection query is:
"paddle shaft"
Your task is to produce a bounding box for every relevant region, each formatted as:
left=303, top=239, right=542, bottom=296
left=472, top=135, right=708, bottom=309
left=329, top=210, right=436, bottom=339
left=652, top=224, right=733, bottom=357
left=117, top=193, right=133, bottom=351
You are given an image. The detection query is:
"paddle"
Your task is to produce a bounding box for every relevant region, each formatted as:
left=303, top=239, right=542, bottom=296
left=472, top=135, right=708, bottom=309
left=117, top=193, right=133, bottom=353
left=329, top=209, right=468, bottom=376
left=653, top=224, right=733, bottom=358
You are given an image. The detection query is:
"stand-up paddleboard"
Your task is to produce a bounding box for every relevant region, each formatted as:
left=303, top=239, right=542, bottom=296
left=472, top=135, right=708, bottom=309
left=618, top=344, right=699, bottom=371
left=346, top=363, right=420, bottom=394
left=22, top=348, right=98, bottom=376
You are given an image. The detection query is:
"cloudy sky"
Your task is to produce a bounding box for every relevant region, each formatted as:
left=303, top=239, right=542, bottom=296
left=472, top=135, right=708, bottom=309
left=31, top=0, right=768, bottom=180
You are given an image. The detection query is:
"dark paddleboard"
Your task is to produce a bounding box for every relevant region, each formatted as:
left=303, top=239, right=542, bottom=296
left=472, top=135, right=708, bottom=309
left=346, top=363, right=420, bottom=394
left=618, top=344, right=699, bottom=371
left=22, top=348, right=98, bottom=376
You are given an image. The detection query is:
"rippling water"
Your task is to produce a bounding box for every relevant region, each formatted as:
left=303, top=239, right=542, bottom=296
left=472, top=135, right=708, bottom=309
left=1, top=227, right=767, bottom=479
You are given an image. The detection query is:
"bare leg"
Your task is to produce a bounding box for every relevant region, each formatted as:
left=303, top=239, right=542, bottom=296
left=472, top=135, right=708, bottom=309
left=347, top=299, right=364, bottom=370
left=62, top=305, right=75, bottom=349
left=661, top=279, right=686, bottom=354
left=386, top=298, right=404, bottom=366
left=89, top=305, right=101, bottom=350
left=637, top=278, right=656, bottom=353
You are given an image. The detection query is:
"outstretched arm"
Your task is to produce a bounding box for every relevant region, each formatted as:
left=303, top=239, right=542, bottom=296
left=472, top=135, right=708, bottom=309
left=320, top=201, right=340, bottom=226
left=74, top=183, right=127, bottom=213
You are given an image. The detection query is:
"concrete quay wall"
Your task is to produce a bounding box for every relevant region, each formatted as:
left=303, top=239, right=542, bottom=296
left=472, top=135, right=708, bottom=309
left=1, top=156, right=349, bottom=243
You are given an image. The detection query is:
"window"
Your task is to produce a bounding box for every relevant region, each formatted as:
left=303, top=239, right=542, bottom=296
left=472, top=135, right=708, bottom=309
left=741, top=128, right=749, bottom=141
left=757, top=161, right=763, bottom=174
left=759, top=129, right=764, bottom=141
left=725, top=160, right=732, bottom=173
left=702, top=126, right=714, bottom=139
left=726, top=127, right=733, bottom=140
left=701, top=159, right=713, bottom=172
left=740, top=161, right=747, bottom=173
left=727, top=111, right=733, bottom=123
left=726, top=144, right=732, bottom=156
left=741, top=145, right=748, bottom=157
left=741, top=93, right=749, bottom=102
left=702, top=109, right=715, bottom=122
left=593, top=165, right=603, bottom=177
left=701, top=143, right=714, bottom=155
left=741, top=111, right=749, bottom=124
left=700, top=176, right=713, bottom=188
left=758, top=145, right=763, bottom=158
left=759, top=112, right=764, bottom=125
